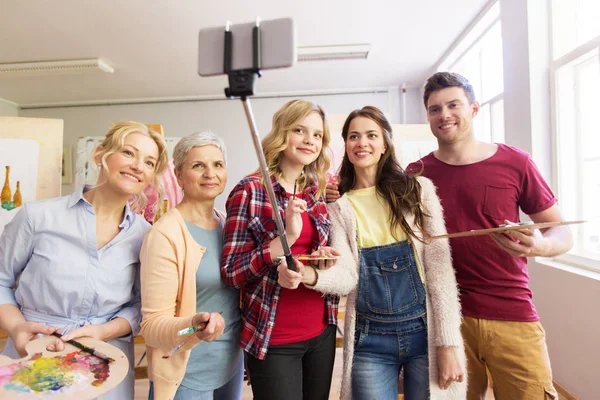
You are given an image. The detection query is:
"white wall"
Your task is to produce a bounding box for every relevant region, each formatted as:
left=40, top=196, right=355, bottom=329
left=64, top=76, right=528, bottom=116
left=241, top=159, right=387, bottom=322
left=528, top=264, right=600, bottom=399
left=405, top=88, right=428, bottom=124
left=20, top=90, right=423, bottom=210
left=393, top=87, right=427, bottom=124
left=0, top=98, right=19, bottom=116
left=500, top=1, right=599, bottom=398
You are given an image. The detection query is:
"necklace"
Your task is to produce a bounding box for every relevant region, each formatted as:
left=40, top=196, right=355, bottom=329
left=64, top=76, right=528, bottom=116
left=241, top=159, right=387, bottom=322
left=280, top=178, right=297, bottom=185
left=280, top=175, right=300, bottom=185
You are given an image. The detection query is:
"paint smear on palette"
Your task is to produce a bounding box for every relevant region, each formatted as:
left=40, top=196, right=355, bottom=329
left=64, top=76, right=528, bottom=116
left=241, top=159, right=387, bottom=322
left=0, top=351, right=110, bottom=397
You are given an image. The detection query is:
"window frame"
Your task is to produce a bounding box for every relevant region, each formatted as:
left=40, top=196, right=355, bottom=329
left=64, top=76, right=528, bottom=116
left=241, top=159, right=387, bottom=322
left=436, top=1, right=505, bottom=144
left=550, top=13, right=600, bottom=270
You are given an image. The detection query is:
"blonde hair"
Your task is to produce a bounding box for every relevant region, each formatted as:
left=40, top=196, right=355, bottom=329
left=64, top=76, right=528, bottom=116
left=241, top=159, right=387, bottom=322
left=261, top=100, right=330, bottom=198
left=94, top=121, right=168, bottom=212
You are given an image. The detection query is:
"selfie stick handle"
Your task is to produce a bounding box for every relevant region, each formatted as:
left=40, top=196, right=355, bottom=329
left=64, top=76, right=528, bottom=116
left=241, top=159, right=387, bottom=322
left=224, top=19, right=296, bottom=271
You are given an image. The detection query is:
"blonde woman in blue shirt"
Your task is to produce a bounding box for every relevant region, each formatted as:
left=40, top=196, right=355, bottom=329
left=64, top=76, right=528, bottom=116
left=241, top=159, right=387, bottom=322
left=0, top=121, right=168, bottom=399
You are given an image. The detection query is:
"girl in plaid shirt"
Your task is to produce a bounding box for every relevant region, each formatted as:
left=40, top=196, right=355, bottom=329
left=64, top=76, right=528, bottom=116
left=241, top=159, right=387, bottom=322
left=222, top=100, right=342, bottom=400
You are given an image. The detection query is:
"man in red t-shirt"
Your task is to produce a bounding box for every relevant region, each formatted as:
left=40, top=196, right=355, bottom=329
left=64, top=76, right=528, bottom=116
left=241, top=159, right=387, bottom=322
left=327, top=72, right=573, bottom=399
left=404, top=72, right=572, bottom=399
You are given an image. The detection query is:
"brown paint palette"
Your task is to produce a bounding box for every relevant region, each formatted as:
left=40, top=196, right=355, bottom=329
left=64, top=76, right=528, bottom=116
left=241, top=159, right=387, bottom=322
left=430, top=220, right=586, bottom=240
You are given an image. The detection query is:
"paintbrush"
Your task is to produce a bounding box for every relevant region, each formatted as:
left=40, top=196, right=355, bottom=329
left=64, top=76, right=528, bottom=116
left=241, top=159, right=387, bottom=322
left=292, top=179, right=297, bottom=200
left=164, top=312, right=222, bottom=359
left=176, top=312, right=223, bottom=336
left=51, top=332, right=114, bottom=363
left=177, top=320, right=210, bottom=336
left=162, top=332, right=198, bottom=359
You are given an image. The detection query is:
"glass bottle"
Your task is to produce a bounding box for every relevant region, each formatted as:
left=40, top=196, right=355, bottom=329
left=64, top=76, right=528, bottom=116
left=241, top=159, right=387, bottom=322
left=13, top=181, right=22, bottom=207
left=1, top=166, right=11, bottom=204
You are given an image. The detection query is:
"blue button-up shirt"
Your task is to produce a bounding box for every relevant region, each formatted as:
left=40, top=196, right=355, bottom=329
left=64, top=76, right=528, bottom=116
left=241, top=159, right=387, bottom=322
left=0, top=186, right=149, bottom=398
left=0, top=185, right=148, bottom=342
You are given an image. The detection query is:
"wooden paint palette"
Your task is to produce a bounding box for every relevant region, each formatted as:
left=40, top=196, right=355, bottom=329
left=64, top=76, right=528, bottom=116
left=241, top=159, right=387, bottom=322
left=430, top=220, right=586, bottom=239
left=277, top=254, right=339, bottom=261
left=0, top=336, right=128, bottom=399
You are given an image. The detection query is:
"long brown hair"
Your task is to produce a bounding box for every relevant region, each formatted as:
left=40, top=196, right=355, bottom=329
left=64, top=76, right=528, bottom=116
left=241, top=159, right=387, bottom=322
left=338, top=106, right=430, bottom=242
left=261, top=100, right=331, bottom=198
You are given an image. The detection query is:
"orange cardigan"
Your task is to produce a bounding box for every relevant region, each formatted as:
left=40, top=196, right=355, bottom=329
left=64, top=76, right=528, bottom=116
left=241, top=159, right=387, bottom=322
left=140, top=208, right=223, bottom=400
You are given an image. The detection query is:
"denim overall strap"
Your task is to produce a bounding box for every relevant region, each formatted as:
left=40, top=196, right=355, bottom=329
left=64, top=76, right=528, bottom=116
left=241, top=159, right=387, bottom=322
left=356, top=240, right=426, bottom=323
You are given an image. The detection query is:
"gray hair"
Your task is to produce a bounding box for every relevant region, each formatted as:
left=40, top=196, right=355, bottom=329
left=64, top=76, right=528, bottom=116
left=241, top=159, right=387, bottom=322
left=172, top=131, right=227, bottom=171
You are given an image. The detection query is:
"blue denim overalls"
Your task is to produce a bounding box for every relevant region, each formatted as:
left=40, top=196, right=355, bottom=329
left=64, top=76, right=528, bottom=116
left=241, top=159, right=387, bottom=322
left=352, top=240, right=430, bottom=400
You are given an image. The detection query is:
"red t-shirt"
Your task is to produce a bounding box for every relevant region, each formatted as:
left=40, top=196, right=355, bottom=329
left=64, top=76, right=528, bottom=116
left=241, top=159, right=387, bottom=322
left=269, top=192, right=327, bottom=345
left=406, top=144, right=557, bottom=322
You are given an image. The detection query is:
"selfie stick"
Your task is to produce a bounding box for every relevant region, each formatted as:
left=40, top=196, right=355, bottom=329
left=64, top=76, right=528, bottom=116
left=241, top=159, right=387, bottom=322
left=223, top=19, right=296, bottom=271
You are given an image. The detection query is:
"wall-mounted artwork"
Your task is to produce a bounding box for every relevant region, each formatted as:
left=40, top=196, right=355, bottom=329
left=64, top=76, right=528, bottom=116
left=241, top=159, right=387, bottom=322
left=0, top=140, right=39, bottom=236
left=0, top=336, right=128, bottom=399
left=0, top=117, right=63, bottom=237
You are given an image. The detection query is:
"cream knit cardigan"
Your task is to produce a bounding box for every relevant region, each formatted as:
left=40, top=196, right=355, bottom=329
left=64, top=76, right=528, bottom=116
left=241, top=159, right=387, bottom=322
left=311, top=177, right=467, bottom=400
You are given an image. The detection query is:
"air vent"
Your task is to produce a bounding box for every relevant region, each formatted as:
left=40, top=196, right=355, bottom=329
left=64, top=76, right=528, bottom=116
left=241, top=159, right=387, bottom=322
left=0, top=59, right=114, bottom=77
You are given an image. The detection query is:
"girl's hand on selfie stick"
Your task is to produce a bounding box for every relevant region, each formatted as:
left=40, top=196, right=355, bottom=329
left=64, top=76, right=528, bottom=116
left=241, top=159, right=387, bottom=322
left=277, top=258, right=318, bottom=289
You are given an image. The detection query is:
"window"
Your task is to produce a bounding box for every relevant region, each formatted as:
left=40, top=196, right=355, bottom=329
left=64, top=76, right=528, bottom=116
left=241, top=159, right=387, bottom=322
left=551, top=0, right=600, bottom=267
left=552, top=0, right=600, bottom=61
left=437, top=2, right=505, bottom=144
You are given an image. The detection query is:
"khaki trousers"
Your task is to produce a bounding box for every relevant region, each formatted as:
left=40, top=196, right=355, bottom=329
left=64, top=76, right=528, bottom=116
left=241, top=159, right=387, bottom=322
left=461, top=316, right=559, bottom=400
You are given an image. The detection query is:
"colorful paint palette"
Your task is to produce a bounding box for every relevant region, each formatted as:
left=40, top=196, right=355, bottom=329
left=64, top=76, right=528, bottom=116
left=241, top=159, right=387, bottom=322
left=0, top=336, right=128, bottom=399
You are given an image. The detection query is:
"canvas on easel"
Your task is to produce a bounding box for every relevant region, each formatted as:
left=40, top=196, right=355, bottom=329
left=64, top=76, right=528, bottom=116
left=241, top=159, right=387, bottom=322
left=0, top=117, right=63, bottom=236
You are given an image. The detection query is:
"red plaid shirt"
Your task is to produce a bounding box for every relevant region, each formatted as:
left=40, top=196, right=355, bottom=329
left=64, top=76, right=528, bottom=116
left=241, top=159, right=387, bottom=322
left=221, top=172, right=339, bottom=360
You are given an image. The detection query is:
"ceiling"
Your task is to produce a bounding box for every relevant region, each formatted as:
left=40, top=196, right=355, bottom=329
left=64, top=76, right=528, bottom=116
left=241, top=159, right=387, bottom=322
left=0, top=0, right=488, bottom=107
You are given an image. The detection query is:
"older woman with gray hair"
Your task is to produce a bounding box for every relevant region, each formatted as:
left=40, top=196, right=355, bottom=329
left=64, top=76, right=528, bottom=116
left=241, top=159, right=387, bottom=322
left=140, top=132, right=243, bottom=400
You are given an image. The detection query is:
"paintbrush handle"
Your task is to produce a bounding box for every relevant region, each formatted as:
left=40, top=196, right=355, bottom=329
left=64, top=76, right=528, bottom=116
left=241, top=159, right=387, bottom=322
left=177, top=311, right=224, bottom=336
left=50, top=332, right=114, bottom=363
left=164, top=333, right=198, bottom=358
left=166, top=312, right=224, bottom=357
left=292, top=179, right=297, bottom=200
left=177, top=321, right=209, bottom=336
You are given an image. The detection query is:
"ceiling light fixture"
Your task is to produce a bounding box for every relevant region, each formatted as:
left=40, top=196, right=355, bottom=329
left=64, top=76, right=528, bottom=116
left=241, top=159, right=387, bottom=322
left=297, top=44, right=371, bottom=62
left=0, top=58, right=114, bottom=78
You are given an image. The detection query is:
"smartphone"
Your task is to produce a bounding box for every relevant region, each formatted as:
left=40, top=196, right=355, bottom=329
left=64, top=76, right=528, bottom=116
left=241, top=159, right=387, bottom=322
left=198, top=17, right=296, bottom=77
